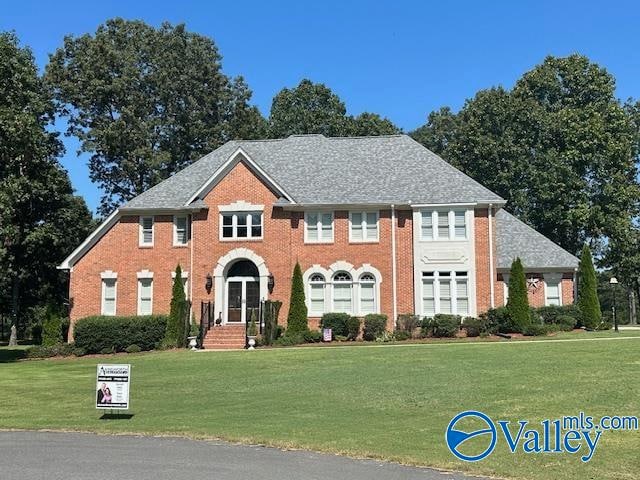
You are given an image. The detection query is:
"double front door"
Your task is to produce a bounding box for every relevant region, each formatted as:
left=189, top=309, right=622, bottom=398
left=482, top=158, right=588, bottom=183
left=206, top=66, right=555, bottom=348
left=226, top=277, right=260, bottom=323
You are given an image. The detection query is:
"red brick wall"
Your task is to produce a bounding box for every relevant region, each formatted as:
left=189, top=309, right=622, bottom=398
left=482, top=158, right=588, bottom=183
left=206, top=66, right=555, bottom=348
left=70, top=160, right=414, bottom=337
left=474, top=208, right=497, bottom=314
left=495, top=272, right=575, bottom=308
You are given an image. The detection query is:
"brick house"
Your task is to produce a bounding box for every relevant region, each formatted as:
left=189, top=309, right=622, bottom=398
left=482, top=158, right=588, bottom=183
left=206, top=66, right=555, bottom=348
left=59, top=134, right=578, bottom=347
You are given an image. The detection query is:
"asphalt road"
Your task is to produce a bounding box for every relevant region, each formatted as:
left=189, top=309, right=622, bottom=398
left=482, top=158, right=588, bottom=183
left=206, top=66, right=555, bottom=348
left=0, top=431, right=485, bottom=480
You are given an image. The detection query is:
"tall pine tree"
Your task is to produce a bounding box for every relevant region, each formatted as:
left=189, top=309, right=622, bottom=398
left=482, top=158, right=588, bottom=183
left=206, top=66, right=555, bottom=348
left=506, top=258, right=530, bottom=332
left=286, top=262, right=308, bottom=334
left=578, top=245, right=602, bottom=329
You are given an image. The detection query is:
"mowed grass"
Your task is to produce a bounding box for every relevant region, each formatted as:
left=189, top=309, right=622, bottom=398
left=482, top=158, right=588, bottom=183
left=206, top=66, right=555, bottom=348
left=1, top=331, right=639, bottom=480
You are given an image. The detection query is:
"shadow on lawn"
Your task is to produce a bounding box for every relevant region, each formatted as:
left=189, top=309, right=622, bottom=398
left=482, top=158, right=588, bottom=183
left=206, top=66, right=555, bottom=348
left=100, top=413, right=135, bottom=420
left=0, top=349, right=27, bottom=363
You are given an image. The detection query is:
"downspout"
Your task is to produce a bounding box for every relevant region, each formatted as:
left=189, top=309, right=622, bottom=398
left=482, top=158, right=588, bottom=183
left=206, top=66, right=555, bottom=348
left=488, top=204, right=495, bottom=309
left=391, top=205, right=398, bottom=324
left=189, top=214, right=194, bottom=316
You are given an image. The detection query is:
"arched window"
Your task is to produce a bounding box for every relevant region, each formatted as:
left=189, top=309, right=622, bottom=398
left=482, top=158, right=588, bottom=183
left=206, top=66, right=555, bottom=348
left=228, top=260, right=259, bottom=277
left=359, top=273, right=376, bottom=314
left=309, top=273, right=326, bottom=315
left=332, top=271, right=353, bottom=313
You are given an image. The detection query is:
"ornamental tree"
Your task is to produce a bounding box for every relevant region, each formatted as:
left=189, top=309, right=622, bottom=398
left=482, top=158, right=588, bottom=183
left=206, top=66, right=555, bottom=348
left=578, top=245, right=602, bottom=329
left=164, top=265, right=188, bottom=347
left=286, top=262, right=308, bottom=334
left=506, top=258, right=530, bottom=332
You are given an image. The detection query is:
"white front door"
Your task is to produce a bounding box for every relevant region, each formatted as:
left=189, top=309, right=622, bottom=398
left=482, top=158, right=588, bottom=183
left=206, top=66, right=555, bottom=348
left=225, top=276, right=260, bottom=323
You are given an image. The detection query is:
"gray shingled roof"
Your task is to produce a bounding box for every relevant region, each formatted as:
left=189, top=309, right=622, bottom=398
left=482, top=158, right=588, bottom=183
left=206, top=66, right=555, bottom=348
left=496, top=209, right=579, bottom=270
left=123, top=134, right=504, bottom=209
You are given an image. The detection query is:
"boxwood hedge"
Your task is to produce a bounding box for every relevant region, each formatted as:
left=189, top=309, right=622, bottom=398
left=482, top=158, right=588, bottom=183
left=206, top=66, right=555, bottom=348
left=74, top=315, right=168, bottom=354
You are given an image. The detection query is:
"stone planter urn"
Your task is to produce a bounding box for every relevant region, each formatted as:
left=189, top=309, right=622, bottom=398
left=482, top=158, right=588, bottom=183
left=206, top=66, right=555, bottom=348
left=187, top=336, right=198, bottom=351
left=247, top=336, right=256, bottom=350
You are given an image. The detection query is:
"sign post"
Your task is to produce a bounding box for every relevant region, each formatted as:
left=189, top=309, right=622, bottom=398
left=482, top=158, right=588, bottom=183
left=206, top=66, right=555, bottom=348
left=96, top=364, right=131, bottom=411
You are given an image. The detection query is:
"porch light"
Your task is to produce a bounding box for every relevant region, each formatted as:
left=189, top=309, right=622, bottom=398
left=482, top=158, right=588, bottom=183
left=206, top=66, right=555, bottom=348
left=205, top=273, right=213, bottom=294
left=268, top=273, right=275, bottom=293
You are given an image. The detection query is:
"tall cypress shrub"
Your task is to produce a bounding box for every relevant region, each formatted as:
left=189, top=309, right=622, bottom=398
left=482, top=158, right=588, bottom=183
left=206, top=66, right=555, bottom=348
left=164, top=265, right=188, bottom=347
left=578, top=245, right=602, bottom=329
left=507, top=258, right=530, bottom=332
left=286, top=262, right=308, bottom=334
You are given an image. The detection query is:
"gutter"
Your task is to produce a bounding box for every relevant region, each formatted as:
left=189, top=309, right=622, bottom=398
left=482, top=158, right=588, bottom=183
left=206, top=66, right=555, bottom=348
left=391, top=204, right=398, bottom=324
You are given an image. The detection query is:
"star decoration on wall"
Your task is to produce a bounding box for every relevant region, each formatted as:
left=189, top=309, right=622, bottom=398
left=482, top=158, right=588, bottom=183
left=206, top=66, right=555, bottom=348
left=527, top=277, right=540, bottom=291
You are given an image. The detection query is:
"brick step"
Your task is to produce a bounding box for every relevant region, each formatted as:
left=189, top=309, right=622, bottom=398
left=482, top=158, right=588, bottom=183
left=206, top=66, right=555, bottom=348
left=202, top=344, right=244, bottom=350
left=203, top=338, right=246, bottom=345
left=202, top=325, right=248, bottom=349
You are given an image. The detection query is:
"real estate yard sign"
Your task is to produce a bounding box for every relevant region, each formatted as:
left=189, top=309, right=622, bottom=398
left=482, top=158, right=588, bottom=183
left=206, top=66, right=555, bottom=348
left=96, top=364, right=131, bottom=410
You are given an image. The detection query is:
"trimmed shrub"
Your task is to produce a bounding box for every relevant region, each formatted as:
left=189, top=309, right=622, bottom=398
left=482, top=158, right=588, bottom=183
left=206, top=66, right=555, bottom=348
left=42, top=314, right=65, bottom=347
left=555, top=315, right=577, bottom=331
left=74, top=315, right=168, bottom=354
left=125, top=344, right=142, bottom=353
left=478, top=308, right=506, bottom=335
left=534, top=305, right=582, bottom=327
left=287, top=262, right=308, bottom=334
left=263, top=300, right=283, bottom=345
left=164, top=265, right=189, bottom=348
left=274, top=333, right=305, bottom=346
left=427, top=314, right=461, bottom=338
left=394, top=330, right=411, bottom=341
left=462, top=318, right=482, bottom=337
left=26, top=343, right=75, bottom=359
left=303, top=329, right=323, bottom=343
left=522, top=323, right=549, bottom=336
left=320, top=313, right=351, bottom=338
left=396, top=314, right=420, bottom=337
left=578, top=245, right=602, bottom=329
left=363, top=314, right=387, bottom=341
left=507, top=258, right=530, bottom=331
left=346, top=316, right=361, bottom=340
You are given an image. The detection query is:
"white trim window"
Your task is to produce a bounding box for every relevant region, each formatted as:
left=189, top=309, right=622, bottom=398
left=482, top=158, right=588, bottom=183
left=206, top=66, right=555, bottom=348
left=101, top=278, right=117, bottom=316
left=358, top=273, right=376, bottom=314
left=305, top=211, right=334, bottom=243
left=173, top=215, right=189, bottom=246
left=350, top=211, right=379, bottom=242
left=221, top=212, right=263, bottom=240
left=308, top=273, right=326, bottom=315
left=544, top=276, right=562, bottom=306
left=139, top=216, right=154, bottom=246
left=332, top=271, right=353, bottom=313
left=137, top=277, right=153, bottom=315
left=421, top=271, right=470, bottom=317
left=420, top=210, right=467, bottom=241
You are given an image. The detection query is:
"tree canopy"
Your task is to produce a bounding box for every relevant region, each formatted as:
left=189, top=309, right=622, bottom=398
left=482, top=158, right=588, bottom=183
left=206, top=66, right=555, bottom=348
left=0, top=32, right=93, bottom=331
left=46, top=18, right=266, bottom=216
left=269, top=79, right=400, bottom=138
left=411, top=55, right=640, bottom=259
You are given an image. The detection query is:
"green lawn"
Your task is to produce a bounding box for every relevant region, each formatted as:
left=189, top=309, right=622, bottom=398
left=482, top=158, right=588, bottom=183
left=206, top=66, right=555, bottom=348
left=1, top=331, right=639, bottom=480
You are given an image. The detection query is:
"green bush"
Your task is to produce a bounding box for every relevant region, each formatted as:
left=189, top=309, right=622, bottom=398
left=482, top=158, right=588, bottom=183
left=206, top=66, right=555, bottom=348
left=320, top=313, right=351, bottom=338
left=394, top=330, right=411, bottom=341
left=287, top=262, right=308, bottom=334
left=477, top=308, right=505, bottom=335
left=125, top=344, right=142, bottom=353
left=534, top=305, right=582, bottom=326
left=462, top=318, right=482, bottom=337
left=30, top=323, right=43, bottom=345
left=555, top=315, right=577, bottom=331
left=578, top=245, right=602, bottom=329
left=42, top=315, right=65, bottom=347
left=26, top=343, right=75, bottom=359
left=396, top=314, right=420, bottom=336
left=507, top=258, right=531, bottom=331
left=303, top=329, right=323, bottom=343
left=263, top=300, right=283, bottom=345
left=363, top=314, right=387, bottom=341
left=74, top=315, right=168, bottom=354
left=274, top=333, right=305, bottom=346
left=427, top=314, right=461, bottom=338
left=164, top=265, right=189, bottom=348
left=346, top=316, right=361, bottom=340
left=522, top=323, right=549, bottom=336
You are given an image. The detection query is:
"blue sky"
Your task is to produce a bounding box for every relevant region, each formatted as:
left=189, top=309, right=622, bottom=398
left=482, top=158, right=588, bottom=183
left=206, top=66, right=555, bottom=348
left=2, top=0, right=639, bottom=214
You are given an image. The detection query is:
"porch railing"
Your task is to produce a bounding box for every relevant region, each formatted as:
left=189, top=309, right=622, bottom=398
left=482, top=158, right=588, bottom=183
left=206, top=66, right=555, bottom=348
left=199, top=301, right=215, bottom=347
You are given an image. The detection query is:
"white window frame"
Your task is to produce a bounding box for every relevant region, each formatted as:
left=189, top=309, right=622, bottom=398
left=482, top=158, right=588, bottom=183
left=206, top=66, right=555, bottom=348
left=349, top=211, right=379, bottom=243
left=421, top=271, right=470, bottom=317
left=137, top=270, right=154, bottom=315
left=358, top=273, right=377, bottom=314
left=139, top=216, right=154, bottom=247
left=304, top=211, right=334, bottom=243
left=420, top=209, right=468, bottom=241
left=331, top=271, right=354, bottom=314
left=100, top=271, right=118, bottom=316
left=544, top=274, right=563, bottom=306
left=173, top=215, right=189, bottom=246
left=219, top=211, right=263, bottom=240
left=307, top=273, right=327, bottom=316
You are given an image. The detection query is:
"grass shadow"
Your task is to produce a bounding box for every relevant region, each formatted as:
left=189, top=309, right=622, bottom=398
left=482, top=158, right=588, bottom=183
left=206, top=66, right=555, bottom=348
left=0, top=349, right=28, bottom=363
left=99, top=413, right=135, bottom=420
